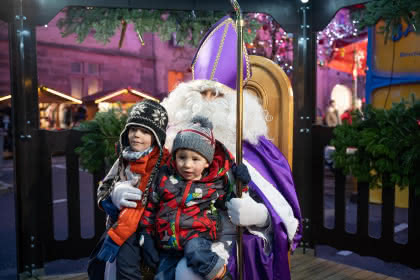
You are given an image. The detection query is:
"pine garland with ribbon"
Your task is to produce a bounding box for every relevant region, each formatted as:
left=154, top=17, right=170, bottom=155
left=57, top=7, right=261, bottom=47
left=352, top=0, right=420, bottom=43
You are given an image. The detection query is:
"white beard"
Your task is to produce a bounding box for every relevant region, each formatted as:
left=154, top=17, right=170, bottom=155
left=161, top=80, right=268, bottom=154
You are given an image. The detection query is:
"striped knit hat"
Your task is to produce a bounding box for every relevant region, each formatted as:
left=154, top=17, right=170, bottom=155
left=118, top=99, right=168, bottom=207
left=172, top=116, right=216, bottom=163
left=120, top=99, right=168, bottom=151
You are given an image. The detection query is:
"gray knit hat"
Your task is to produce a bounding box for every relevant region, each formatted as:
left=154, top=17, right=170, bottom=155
left=172, top=116, right=216, bottom=163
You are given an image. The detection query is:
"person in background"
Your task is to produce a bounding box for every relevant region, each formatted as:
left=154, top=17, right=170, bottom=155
left=0, top=104, right=12, bottom=158
left=72, top=105, right=87, bottom=127
left=341, top=109, right=353, bottom=125
left=325, top=99, right=341, bottom=127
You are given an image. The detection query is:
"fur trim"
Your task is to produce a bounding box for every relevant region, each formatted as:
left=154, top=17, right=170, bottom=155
left=162, top=79, right=268, bottom=154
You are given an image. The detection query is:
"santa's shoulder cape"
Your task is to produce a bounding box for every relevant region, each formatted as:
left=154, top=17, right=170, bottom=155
left=228, top=136, right=302, bottom=280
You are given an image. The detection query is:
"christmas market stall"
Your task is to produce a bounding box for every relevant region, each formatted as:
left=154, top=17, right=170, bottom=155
left=0, top=93, right=12, bottom=107
left=82, top=87, right=159, bottom=120
left=0, top=86, right=82, bottom=130
left=38, top=86, right=83, bottom=129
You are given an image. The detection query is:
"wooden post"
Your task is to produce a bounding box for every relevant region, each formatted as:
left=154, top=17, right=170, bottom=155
left=8, top=1, right=44, bottom=277
left=292, top=2, right=316, bottom=249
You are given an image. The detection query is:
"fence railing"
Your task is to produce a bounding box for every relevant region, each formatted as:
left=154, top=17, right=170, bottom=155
left=311, top=125, right=420, bottom=268
left=17, top=127, right=420, bottom=270
left=37, top=129, right=105, bottom=261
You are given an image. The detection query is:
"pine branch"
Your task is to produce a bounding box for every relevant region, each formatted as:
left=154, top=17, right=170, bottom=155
left=75, top=107, right=127, bottom=173
left=57, top=8, right=261, bottom=47
left=331, top=95, right=420, bottom=193
left=352, top=0, right=420, bottom=43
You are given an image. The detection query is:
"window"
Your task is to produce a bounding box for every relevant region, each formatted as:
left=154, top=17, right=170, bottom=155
left=87, top=63, right=100, bottom=75
left=70, top=77, right=83, bottom=99
left=71, top=62, right=82, bottom=73
left=69, top=62, right=101, bottom=98
left=168, top=71, right=184, bottom=92
left=87, top=78, right=101, bottom=95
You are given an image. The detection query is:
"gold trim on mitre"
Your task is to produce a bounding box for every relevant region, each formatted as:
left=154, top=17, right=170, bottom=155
left=192, top=17, right=251, bottom=88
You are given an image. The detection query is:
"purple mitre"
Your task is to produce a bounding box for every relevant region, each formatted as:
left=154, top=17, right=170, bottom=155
left=192, top=16, right=251, bottom=90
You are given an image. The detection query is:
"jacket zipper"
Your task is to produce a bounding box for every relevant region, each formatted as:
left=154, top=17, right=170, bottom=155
left=175, top=180, right=192, bottom=250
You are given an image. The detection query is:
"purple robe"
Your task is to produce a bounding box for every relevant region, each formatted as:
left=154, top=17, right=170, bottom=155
left=227, top=136, right=303, bottom=280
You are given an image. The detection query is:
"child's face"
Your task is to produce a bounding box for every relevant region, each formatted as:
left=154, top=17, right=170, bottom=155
left=128, top=126, right=154, bottom=152
left=175, top=149, right=209, bottom=181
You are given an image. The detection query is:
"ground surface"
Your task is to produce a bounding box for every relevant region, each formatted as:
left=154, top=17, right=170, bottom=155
left=1, top=157, right=419, bottom=279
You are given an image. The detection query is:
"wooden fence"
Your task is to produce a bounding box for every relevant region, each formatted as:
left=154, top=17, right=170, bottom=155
left=37, top=129, right=105, bottom=261
left=311, top=125, right=420, bottom=269
left=15, top=127, right=420, bottom=271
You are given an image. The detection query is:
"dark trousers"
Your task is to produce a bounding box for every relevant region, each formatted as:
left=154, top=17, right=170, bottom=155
left=155, top=237, right=224, bottom=280
left=88, top=232, right=142, bottom=280
left=116, top=232, right=142, bottom=280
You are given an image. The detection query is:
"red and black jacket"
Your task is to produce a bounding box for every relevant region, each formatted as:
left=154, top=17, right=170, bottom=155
left=141, top=140, right=239, bottom=250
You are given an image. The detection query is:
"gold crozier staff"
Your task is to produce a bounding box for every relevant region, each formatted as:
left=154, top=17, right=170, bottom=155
left=230, top=1, right=244, bottom=280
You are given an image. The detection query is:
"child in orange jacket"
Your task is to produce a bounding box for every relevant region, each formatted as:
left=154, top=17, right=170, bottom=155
left=88, top=100, right=169, bottom=280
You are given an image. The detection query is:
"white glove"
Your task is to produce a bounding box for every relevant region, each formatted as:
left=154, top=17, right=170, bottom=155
left=111, top=180, right=142, bottom=210
left=226, top=192, right=269, bottom=227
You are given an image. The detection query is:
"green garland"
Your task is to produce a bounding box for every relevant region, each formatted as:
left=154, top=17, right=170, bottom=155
left=353, top=0, right=420, bottom=42
left=57, top=7, right=261, bottom=47
left=331, top=95, right=420, bottom=194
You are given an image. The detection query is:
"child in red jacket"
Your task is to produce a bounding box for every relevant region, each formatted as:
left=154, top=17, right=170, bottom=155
left=141, top=116, right=251, bottom=280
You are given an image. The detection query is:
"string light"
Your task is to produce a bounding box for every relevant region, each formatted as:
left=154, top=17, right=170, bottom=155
left=245, top=13, right=294, bottom=77
left=317, top=8, right=362, bottom=66
left=246, top=9, right=362, bottom=74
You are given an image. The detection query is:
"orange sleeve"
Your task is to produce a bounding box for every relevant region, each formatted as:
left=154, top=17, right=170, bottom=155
left=108, top=205, right=145, bottom=246
left=108, top=147, right=168, bottom=246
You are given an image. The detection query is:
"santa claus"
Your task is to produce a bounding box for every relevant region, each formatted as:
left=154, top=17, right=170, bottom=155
left=110, top=16, right=302, bottom=280
left=162, top=83, right=301, bottom=280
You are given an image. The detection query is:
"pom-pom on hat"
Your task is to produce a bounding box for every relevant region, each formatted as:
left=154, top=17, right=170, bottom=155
left=172, top=116, right=216, bottom=163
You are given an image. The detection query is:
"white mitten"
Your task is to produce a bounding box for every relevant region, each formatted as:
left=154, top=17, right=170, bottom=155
left=111, top=181, right=142, bottom=210
left=226, top=192, right=269, bottom=227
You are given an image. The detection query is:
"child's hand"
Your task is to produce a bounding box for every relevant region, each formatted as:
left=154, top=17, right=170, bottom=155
left=100, top=198, right=119, bottom=221
left=111, top=180, right=142, bottom=210
left=232, top=163, right=251, bottom=185
left=140, top=233, right=159, bottom=269
left=226, top=192, right=269, bottom=227
left=97, top=236, right=120, bottom=263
